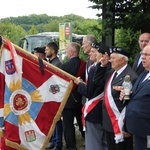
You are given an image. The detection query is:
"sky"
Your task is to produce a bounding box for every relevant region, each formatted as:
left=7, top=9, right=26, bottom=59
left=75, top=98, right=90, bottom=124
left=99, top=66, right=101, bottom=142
left=0, top=0, right=100, bottom=19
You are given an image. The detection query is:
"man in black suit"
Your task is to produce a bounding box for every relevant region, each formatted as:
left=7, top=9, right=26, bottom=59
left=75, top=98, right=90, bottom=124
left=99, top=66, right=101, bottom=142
left=82, top=35, right=97, bottom=82
left=61, top=42, right=86, bottom=150
left=103, top=47, right=138, bottom=150
left=45, top=42, right=62, bottom=67
left=125, top=44, right=150, bottom=150
left=45, top=42, right=63, bottom=150
left=74, top=43, right=108, bottom=150
left=132, top=32, right=150, bottom=75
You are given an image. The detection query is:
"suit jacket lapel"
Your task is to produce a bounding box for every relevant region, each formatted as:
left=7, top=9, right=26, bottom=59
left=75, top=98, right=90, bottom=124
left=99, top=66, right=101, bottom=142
left=132, top=53, right=142, bottom=71
left=132, top=53, right=141, bottom=71
left=132, top=70, right=148, bottom=97
left=111, top=65, right=129, bottom=86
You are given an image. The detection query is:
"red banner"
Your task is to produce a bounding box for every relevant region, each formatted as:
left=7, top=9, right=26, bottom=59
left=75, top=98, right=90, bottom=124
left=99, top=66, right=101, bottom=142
left=0, top=40, right=73, bottom=150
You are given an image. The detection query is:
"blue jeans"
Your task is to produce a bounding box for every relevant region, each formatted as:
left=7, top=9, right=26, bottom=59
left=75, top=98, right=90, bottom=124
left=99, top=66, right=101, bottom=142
left=52, top=119, right=63, bottom=148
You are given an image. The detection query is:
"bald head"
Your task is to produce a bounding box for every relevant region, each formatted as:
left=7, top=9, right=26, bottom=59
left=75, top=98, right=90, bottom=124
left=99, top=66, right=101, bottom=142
left=139, top=33, right=150, bottom=51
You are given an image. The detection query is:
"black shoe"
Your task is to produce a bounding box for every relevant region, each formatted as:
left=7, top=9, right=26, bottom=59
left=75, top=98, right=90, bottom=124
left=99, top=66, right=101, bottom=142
left=46, top=142, right=54, bottom=149
left=52, top=147, right=62, bottom=150
left=66, top=147, right=77, bottom=150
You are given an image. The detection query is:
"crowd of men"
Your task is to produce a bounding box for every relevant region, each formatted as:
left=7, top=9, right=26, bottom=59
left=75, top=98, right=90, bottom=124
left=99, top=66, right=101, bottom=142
left=33, top=32, right=150, bottom=150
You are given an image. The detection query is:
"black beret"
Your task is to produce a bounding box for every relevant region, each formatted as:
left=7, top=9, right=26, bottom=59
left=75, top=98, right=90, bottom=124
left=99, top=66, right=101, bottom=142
left=110, top=46, right=130, bottom=58
left=92, top=42, right=110, bottom=55
left=34, top=46, right=45, bottom=54
left=97, top=43, right=110, bottom=55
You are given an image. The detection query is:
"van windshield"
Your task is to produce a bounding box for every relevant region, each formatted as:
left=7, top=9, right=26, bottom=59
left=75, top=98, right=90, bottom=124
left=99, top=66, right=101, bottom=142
left=23, top=36, right=56, bottom=53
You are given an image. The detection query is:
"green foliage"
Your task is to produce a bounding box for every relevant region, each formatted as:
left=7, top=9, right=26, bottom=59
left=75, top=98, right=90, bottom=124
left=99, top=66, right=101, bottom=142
left=0, top=13, right=143, bottom=59
left=44, top=20, right=60, bottom=32
left=27, top=25, right=38, bottom=35
left=0, top=14, right=102, bottom=44
left=0, top=21, right=26, bottom=44
left=88, top=0, right=150, bottom=33
left=115, top=28, right=140, bottom=65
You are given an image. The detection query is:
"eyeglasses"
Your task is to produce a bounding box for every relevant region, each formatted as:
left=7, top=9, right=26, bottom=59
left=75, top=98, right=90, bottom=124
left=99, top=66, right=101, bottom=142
left=141, top=52, right=150, bottom=57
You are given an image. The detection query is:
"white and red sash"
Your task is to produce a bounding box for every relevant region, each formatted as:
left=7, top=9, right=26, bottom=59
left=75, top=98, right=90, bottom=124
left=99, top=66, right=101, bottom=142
left=104, top=72, right=126, bottom=143
left=82, top=92, right=104, bottom=131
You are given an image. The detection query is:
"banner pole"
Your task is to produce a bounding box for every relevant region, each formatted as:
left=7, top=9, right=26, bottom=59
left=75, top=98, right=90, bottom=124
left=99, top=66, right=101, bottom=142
left=13, top=43, right=86, bottom=84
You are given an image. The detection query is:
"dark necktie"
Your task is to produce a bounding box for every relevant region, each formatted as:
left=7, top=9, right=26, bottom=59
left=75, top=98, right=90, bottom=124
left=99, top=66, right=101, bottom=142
left=112, top=72, right=118, bottom=81
left=48, top=59, right=51, bottom=63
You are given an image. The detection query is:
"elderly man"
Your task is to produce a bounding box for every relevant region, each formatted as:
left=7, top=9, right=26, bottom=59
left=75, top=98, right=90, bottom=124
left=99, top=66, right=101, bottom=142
left=74, top=42, right=108, bottom=150
left=82, top=35, right=97, bottom=82
left=125, top=44, right=150, bottom=150
left=103, top=47, right=138, bottom=150
left=132, top=32, right=150, bottom=75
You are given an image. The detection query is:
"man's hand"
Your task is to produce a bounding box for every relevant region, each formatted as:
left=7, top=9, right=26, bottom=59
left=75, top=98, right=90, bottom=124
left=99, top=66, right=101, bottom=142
left=122, top=131, right=131, bottom=138
left=112, top=86, right=132, bottom=101
left=74, top=77, right=82, bottom=85
left=112, top=86, right=126, bottom=101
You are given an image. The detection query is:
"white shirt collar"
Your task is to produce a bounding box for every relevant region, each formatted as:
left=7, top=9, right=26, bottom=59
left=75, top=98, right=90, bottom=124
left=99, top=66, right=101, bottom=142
left=115, top=64, right=127, bottom=77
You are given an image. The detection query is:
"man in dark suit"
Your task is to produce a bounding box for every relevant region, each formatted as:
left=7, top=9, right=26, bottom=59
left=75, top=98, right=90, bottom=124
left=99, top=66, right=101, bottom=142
left=45, top=42, right=62, bottom=67
left=82, top=35, right=97, bottom=82
left=45, top=42, right=63, bottom=150
left=74, top=43, right=108, bottom=150
left=103, top=47, right=138, bottom=150
left=132, top=32, right=150, bottom=75
left=61, top=42, right=86, bottom=150
left=125, top=44, right=150, bottom=150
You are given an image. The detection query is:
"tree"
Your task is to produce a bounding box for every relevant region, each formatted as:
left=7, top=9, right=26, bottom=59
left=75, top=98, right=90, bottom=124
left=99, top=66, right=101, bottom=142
left=0, top=21, right=26, bottom=44
left=115, top=28, right=140, bottom=64
left=28, top=25, right=38, bottom=35
left=89, top=0, right=150, bottom=33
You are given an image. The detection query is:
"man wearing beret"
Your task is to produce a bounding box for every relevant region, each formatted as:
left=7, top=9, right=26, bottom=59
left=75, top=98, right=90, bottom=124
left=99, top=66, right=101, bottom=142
left=103, top=47, right=138, bottom=150
left=74, top=42, right=108, bottom=150
left=34, top=46, right=46, bottom=59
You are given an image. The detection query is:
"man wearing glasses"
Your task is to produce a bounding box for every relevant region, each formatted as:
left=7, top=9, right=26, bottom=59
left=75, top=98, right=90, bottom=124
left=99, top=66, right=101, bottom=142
left=125, top=44, right=150, bottom=150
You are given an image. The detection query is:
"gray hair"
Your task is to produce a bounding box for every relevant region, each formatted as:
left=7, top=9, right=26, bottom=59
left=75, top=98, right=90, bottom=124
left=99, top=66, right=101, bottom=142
left=83, top=35, right=97, bottom=45
left=118, top=53, right=128, bottom=61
